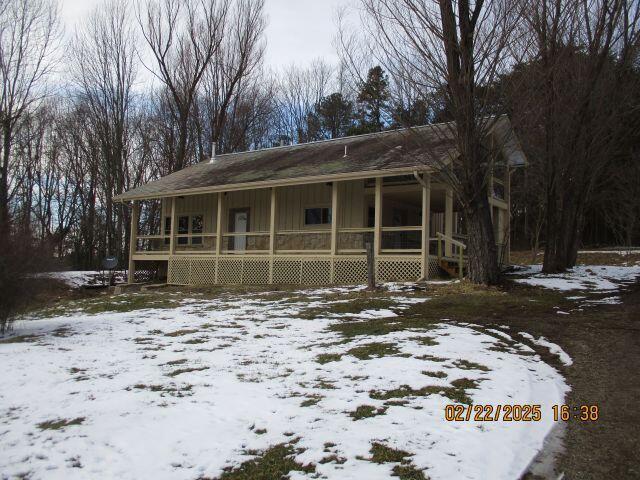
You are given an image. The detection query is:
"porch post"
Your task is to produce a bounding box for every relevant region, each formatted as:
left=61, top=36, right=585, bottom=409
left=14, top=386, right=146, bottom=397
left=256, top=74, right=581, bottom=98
left=445, top=187, right=453, bottom=257
left=128, top=200, right=139, bottom=284
left=269, top=187, right=277, bottom=283
left=374, top=177, right=382, bottom=256
left=330, top=181, right=339, bottom=283
left=216, top=192, right=223, bottom=256
left=421, top=173, right=431, bottom=279
left=505, top=166, right=511, bottom=264
left=169, top=197, right=177, bottom=255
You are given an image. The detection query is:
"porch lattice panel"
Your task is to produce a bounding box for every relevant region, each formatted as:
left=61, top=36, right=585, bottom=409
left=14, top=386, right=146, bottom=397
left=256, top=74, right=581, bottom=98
left=376, top=258, right=422, bottom=282
left=334, top=257, right=368, bottom=284
left=243, top=258, right=270, bottom=284
left=218, top=258, right=243, bottom=284
left=168, top=257, right=191, bottom=285
left=301, top=259, right=332, bottom=285
left=273, top=258, right=302, bottom=284
left=191, top=258, right=217, bottom=285
left=169, top=255, right=429, bottom=286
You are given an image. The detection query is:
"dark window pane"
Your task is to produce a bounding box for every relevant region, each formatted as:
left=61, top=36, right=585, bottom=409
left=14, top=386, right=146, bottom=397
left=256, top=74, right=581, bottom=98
left=191, top=215, right=203, bottom=233
left=178, top=216, right=189, bottom=234
left=305, top=208, right=322, bottom=225
left=178, top=237, right=188, bottom=245
left=322, top=208, right=332, bottom=224
left=164, top=217, right=171, bottom=235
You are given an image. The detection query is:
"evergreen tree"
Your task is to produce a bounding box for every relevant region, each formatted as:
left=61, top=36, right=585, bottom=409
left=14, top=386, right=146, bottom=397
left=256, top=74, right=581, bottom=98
left=316, top=93, right=353, bottom=138
left=353, top=66, right=390, bottom=133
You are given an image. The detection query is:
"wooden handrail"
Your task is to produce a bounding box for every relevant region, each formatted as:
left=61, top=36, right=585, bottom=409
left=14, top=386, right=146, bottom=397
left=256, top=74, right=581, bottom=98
left=436, top=232, right=467, bottom=249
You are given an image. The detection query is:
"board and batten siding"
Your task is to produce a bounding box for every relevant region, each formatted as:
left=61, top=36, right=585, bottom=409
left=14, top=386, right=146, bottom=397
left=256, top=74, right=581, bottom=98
left=159, top=179, right=374, bottom=235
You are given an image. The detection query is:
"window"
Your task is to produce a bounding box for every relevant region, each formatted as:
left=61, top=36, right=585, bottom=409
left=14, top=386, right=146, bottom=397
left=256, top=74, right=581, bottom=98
left=164, top=217, right=171, bottom=245
left=304, top=207, right=331, bottom=226
left=191, top=215, right=203, bottom=245
left=178, top=216, right=189, bottom=245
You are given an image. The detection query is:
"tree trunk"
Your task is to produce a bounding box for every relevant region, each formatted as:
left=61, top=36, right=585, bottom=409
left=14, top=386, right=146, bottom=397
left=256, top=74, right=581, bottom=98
left=464, top=195, right=500, bottom=285
left=0, top=122, right=12, bottom=239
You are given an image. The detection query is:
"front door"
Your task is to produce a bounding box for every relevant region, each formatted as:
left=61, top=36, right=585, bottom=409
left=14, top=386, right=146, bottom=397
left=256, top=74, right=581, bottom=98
left=232, top=210, right=248, bottom=251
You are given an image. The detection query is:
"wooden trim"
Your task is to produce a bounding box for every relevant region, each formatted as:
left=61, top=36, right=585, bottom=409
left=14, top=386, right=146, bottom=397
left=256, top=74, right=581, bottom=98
left=169, top=197, right=177, bottom=255
left=128, top=200, right=139, bottom=284
left=331, top=181, right=338, bottom=255
left=421, top=173, right=431, bottom=279
left=374, top=177, right=382, bottom=255
left=115, top=166, right=432, bottom=202
left=269, top=188, right=277, bottom=254
left=445, top=187, right=453, bottom=257
left=215, top=192, right=223, bottom=255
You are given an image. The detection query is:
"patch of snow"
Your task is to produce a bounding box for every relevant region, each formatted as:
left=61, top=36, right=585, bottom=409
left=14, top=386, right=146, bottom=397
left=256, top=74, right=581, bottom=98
left=0, top=291, right=568, bottom=480
left=511, top=265, right=640, bottom=292
left=519, top=332, right=573, bottom=367
left=35, top=271, right=122, bottom=288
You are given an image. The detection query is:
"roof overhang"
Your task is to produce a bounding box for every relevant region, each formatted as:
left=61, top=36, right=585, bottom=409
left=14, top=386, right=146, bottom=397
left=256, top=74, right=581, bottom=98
left=114, top=165, right=434, bottom=202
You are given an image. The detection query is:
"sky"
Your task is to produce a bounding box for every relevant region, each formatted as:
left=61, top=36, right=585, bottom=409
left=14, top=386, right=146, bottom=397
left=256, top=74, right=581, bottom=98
left=59, top=0, right=351, bottom=72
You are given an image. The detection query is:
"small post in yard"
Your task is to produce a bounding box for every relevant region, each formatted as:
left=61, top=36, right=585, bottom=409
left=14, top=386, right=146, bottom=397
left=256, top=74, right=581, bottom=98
left=365, top=237, right=376, bottom=290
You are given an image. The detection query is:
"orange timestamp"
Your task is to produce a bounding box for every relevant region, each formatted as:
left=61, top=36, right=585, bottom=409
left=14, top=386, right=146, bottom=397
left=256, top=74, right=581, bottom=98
left=445, top=404, right=542, bottom=422
left=444, top=404, right=600, bottom=422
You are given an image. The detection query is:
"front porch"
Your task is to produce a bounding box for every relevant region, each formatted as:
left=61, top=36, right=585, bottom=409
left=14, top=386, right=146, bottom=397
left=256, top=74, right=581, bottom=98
left=129, top=173, right=510, bottom=285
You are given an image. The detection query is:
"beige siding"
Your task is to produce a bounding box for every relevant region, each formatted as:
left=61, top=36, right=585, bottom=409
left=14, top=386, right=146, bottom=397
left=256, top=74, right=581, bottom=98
left=276, top=183, right=332, bottom=231
left=162, top=194, right=217, bottom=233
left=226, top=188, right=271, bottom=232
left=338, top=180, right=367, bottom=228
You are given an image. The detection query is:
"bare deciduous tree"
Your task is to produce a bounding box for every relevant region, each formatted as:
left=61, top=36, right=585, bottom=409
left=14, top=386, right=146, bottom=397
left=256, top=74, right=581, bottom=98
left=351, top=0, right=524, bottom=284
left=138, top=0, right=230, bottom=171
left=0, top=0, right=59, bottom=238
left=72, top=0, right=138, bottom=261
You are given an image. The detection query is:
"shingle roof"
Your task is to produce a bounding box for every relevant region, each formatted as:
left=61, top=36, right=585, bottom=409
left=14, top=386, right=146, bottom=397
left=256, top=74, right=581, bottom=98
left=115, top=116, right=523, bottom=201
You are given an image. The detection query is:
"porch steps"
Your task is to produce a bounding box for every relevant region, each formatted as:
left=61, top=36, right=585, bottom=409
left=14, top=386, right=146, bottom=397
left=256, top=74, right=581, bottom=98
left=439, top=259, right=465, bottom=279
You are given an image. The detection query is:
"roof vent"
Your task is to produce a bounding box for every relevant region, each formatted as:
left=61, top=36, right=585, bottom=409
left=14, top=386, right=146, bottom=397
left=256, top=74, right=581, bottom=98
left=343, top=145, right=348, bottom=157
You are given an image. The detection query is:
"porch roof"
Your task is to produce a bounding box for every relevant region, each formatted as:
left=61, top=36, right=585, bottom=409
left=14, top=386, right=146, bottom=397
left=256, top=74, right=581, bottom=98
left=115, top=116, right=525, bottom=201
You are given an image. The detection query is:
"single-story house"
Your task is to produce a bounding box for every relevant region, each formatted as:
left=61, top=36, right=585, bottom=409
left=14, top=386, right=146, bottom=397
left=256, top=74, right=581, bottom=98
left=114, top=116, right=525, bottom=286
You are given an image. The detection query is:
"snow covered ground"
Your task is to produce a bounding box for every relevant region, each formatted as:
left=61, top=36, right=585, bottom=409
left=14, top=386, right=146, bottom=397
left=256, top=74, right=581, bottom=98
left=0, top=287, right=568, bottom=480
left=511, top=264, right=640, bottom=292
left=35, top=271, right=112, bottom=288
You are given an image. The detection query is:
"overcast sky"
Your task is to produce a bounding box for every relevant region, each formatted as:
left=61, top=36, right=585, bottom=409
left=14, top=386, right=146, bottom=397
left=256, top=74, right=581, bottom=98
left=60, top=0, right=351, bottom=72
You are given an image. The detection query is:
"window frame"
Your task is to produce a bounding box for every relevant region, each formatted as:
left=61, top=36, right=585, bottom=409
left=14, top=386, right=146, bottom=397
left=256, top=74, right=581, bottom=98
left=303, top=205, right=332, bottom=227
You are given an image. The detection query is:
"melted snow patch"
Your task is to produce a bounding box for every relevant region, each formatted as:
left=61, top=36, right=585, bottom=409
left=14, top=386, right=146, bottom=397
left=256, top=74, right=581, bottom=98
left=0, top=292, right=567, bottom=480
left=511, top=265, right=640, bottom=292
left=519, top=332, right=573, bottom=366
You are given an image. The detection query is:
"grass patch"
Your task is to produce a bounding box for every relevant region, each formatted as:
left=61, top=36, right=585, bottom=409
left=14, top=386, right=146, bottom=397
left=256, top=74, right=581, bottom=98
left=163, top=358, right=188, bottom=366
left=349, top=404, right=388, bottom=420
left=166, top=366, right=209, bottom=377
left=367, top=443, right=428, bottom=480
left=37, top=417, right=85, bottom=430
left=409, top=336, right=439, bottom=346
left=370, top=378, right=479, bottom=405
left=164, top=329, right=200, bottom=337
left=422, top=370, right=447, bottom=378
left=319, top=454, right=347, bottom=464
left=0, top=334, right=41, bottom=344
left=299, top=297, right=396, bottom=319
left=41, top=293, right=181, bottom=317
left=347, top=342, right=400, bottom=360
left=453, top=359, right=490, bottom=372
left=131, top=383, right=193, bottom=396
left=211, top=443, right=315, bottom=480
left=300, top=395, right=323, bottom=407
left=316, top=353, right=342, bottom=364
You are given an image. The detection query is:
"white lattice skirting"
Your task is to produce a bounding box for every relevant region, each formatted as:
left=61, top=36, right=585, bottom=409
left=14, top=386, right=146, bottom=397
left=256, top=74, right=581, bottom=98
left=167, top=255, right=440, bottom=286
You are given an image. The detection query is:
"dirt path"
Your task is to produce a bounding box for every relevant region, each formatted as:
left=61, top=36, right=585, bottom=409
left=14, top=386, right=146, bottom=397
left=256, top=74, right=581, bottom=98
left=546, top=283, right=640, bottom=479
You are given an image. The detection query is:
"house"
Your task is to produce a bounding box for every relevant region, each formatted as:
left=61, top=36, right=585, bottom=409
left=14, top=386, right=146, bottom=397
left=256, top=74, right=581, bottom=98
left=114, top=116, right=525, bottom=286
